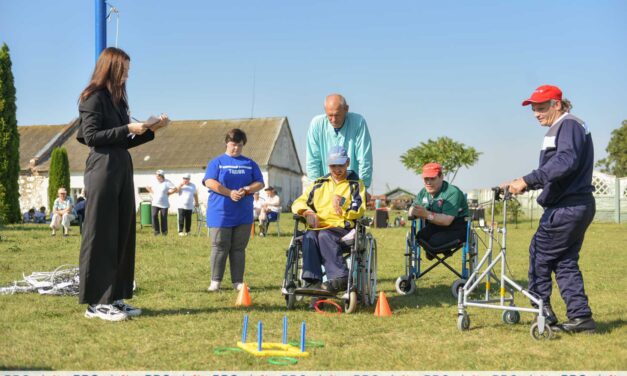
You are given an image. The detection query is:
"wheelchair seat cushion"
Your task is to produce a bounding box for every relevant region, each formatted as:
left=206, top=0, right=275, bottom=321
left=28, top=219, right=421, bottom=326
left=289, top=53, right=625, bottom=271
left=418, top=238, right=463, bottom=254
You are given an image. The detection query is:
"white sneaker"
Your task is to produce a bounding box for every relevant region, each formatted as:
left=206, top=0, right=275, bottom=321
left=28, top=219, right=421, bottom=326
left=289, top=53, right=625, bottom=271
left=178, top=232, right=185, bottom=236
left=112, top=300, right=142, bottom=317
left=84, top=304, right=128, bottom=321
left=207, top=280, right=221, bottom=292
left=233, top=283, right=250, bottom=291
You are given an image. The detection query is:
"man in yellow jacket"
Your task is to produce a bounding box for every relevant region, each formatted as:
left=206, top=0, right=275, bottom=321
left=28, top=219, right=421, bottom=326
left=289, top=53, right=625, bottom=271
left=292, top=145, right=366, bottom=293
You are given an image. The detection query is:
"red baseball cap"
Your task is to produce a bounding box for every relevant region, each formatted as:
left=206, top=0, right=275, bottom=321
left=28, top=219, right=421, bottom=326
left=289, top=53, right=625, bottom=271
left=522, top=85, right=562, bottom=106
left=422, top=162, right=442, bottom=178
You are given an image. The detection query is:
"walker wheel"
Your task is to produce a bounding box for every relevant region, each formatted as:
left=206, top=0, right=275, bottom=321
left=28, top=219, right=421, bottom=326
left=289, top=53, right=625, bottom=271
left=344, top=291, right=358, bottom=314
left=502, top=310, right=521, bottom=325
left=457, top=313, right=470, bottom=331
left=395, top=276, right=416, bottom=295
left=530, top=322, right=554, bottom=340
left=451, top=279, right=466, bottom=299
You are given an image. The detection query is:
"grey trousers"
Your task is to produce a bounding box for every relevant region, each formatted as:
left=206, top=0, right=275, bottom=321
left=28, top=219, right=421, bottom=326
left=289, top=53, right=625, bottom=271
left=209, top=224, right=252, bottom=283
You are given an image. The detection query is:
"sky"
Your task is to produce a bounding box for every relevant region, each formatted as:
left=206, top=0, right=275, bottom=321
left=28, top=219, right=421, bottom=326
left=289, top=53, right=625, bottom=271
left=1, top=0, right=626, bottom=194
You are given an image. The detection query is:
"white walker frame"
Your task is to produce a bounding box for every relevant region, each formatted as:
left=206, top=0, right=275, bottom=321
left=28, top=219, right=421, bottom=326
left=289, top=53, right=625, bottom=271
left=456, top=187, right=555, bottom=340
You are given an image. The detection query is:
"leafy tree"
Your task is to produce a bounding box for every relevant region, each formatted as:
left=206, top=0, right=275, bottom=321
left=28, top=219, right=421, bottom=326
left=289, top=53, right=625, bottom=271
left=400, top=136, right=481, bottom=182
left=0, top=43, right=21, bottom=224
left=48, top=147, right=70, bottom=211
left=596, top=120, right=627, bottom=177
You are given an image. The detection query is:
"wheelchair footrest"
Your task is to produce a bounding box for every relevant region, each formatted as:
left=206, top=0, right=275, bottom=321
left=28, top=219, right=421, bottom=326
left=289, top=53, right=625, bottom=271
left=294, top=287, right=336, bottom=297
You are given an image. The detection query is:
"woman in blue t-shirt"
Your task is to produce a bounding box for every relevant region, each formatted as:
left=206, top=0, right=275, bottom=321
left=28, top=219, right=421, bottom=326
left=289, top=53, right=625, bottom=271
left=202, top=128, right=264, bottom=292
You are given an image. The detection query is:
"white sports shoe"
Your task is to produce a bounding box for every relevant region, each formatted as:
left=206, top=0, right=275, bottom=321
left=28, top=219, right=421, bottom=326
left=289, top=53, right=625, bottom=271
left=233, top=283, right=250, bottom=291
left=178, top=232, right=185, bottom=236
left=84, top=304, right=128, bottom=321
left=112, top=300, right=142, bottom=317
left=207, top=280, right=221, bottom=292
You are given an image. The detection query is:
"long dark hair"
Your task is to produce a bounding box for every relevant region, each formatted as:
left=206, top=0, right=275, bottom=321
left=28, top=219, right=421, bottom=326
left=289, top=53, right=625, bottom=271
left=79, top=47, right=130, bottom=106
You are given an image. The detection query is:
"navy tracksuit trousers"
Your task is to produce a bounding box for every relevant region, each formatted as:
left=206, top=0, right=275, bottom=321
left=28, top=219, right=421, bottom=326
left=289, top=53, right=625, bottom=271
left=302, top=228, right=350, bottom=282
left=529, top=202, right=595, bottom=319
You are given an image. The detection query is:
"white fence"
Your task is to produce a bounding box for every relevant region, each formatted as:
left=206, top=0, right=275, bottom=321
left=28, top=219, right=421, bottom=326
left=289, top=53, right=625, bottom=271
left=470, top=171, right=626, bottom=223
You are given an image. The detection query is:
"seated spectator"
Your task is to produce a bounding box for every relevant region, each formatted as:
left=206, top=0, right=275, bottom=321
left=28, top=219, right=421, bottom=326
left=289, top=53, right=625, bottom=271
left=291, top=146, right=366, bottom=293
left=34, top=206, right=46, bottom=223
left=408, top=162, right=468, bottom=254
left=259, top=186, right=280, bottom=236
left=50, top=187, right=76, bottom=237
left=252, top=192, right=264, bottom=221
left=23, top=208, right=36, bottom=223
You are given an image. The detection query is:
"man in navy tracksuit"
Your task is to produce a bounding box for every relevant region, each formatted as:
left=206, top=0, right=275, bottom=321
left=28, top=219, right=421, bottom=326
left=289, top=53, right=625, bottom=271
left=504, top=85, right=596, bottom=333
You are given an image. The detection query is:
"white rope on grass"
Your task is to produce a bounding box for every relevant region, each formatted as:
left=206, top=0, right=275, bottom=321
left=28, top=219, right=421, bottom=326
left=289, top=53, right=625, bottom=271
left=0, top=265, right=79, bottom=296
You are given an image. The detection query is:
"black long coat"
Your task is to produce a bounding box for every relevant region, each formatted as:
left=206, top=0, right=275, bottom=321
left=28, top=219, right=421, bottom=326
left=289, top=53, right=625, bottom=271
left=77, top=89, right=154, bottom=304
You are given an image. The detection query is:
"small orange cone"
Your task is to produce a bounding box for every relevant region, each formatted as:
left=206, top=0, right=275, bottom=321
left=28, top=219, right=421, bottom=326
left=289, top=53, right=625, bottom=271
left=235, top=283, right=252, bottom=307
left=374, top=291, right=392, bottom=317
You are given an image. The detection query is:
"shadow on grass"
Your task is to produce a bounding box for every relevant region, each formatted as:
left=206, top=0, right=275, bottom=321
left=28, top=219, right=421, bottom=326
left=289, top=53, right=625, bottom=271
left=594, top=318, right=626, bottom=334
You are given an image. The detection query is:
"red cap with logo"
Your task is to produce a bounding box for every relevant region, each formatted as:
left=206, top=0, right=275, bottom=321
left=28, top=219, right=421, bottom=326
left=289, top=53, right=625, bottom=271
left=422, top=162, right=442, bottom=178
left=522, top=85, right=562, bottom=106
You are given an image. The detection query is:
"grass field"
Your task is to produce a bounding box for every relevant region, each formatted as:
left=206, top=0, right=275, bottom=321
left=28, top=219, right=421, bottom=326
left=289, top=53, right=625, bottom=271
left=1, top=214, right=626, bottom=371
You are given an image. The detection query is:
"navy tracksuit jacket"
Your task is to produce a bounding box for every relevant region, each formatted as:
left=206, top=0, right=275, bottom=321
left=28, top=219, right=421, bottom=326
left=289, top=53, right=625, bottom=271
left=523, top=113, right=595, bottom=319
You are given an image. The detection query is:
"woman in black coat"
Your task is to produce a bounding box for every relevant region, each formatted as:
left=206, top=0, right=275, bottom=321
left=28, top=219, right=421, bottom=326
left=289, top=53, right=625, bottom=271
left=77, top=47, right=168, bottom=321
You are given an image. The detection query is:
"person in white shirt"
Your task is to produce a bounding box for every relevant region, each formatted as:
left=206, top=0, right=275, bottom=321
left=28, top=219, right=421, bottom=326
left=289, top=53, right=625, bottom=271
left=259, top=186, right=281, bottom=236
left=176, top=173, right=198, bottom=236
left=253, top=192, right=264, bottom=221
left=147, top=169, right=176, bottom=236
left=50, top=187, right=75, bottom=237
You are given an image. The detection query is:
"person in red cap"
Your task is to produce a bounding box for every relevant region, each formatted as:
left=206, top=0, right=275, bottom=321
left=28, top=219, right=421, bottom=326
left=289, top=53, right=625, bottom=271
left=408, top=162, right=468, bottom=255
left=502, top=84, right=596, bottom=334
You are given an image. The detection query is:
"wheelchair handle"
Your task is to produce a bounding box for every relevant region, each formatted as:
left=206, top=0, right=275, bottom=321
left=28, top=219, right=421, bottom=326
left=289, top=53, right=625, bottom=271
left=292, top=214, right=307, bottom=224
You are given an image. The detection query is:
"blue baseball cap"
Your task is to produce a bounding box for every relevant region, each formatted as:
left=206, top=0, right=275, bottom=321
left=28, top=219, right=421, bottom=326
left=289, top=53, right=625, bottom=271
left=327, top=145, right=348, bottom=165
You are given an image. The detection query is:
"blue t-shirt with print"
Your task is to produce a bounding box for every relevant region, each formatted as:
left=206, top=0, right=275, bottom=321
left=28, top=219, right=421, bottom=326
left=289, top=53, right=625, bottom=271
left=202, top=154, right=264, bottom=227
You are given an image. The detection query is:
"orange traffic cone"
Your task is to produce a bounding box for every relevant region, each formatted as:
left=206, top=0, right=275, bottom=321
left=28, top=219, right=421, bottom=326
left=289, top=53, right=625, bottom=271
left=374, top=291, right=392, bottom=317
left=235, top=283, right=252, bottom=307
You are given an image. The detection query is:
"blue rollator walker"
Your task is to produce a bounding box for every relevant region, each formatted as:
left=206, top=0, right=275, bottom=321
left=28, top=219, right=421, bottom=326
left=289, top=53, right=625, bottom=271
left=395, top=207, right=478, bottom=298
left=456, top=187, right=554, bottom=340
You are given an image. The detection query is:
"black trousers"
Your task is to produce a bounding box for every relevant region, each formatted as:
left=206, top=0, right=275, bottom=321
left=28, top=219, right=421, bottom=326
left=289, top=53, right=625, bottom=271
left=178, top=208, right=193, bottom=233
left=79, top=147, right=136, bottom=305
left=417, top=222, right=466, bottom=250
left=152, top=206, right=168, bottom=235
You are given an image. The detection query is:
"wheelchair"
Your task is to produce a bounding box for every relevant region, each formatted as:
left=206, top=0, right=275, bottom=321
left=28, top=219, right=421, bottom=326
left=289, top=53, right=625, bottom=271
left=281, top=215, right=377, bottom=313
left=395, top=215, right=478, bottom=298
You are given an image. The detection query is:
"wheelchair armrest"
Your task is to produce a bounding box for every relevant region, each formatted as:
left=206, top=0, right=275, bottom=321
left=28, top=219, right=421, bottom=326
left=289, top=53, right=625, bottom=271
left=355, top=217, right=373, bottom=227
left=292, top=214, right=307, bottom=224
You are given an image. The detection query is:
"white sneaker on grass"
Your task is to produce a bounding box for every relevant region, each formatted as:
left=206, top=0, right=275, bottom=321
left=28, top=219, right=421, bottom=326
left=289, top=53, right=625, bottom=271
left=233, top=283, right=250, bottom=291
left=112, top=300, right=142, bottom=317
left=207, top=280, right=221, bottom=292
left=84, top=304, right=128, bottom=321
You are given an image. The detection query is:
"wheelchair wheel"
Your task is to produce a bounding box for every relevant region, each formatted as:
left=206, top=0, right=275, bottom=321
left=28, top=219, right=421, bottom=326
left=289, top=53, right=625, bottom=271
left=395, top=276, right=416, bottom=295
left=360, top=234, right=377, bottom=306
left=468, top=230, right=479, bottom=273
left=285, top=289, right=296, bottom=310
left=344, top=291, right=358, bottom=314
left=451, top=278, right=466, bottom=299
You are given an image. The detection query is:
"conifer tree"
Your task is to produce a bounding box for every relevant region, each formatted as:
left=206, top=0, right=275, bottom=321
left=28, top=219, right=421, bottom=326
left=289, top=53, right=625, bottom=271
left=0, top=43, right=21, bottom=224
left=48, top=147, right=71, bottom=211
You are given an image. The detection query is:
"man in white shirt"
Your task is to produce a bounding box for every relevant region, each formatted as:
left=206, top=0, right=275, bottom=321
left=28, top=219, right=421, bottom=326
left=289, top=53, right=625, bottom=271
left=147, top=169, right=176, bottom=236
left=176, top=173, right=198, bottom=236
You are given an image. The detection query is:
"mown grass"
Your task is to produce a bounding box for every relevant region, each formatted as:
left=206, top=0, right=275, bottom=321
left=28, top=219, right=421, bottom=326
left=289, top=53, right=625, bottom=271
left=0, top=214, right=626, bottom=370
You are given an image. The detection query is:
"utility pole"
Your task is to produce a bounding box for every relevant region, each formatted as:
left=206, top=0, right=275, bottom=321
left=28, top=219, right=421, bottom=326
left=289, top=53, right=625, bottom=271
left=95, top=0, right=107, bottom=62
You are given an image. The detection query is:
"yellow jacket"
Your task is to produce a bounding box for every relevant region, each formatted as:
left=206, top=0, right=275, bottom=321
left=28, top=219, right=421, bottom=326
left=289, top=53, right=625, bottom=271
left=292, top=171, right=366, bottom=229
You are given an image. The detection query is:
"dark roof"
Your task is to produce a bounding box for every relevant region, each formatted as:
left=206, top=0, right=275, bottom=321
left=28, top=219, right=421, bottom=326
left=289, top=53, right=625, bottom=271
left=20, top=117, right=303, bottom=174
left=17, top=124, right=70, bottom=170
left=384, top=187, right=415, bottom=199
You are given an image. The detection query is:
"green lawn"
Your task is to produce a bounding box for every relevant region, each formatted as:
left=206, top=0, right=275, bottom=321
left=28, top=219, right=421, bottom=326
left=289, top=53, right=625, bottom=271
left=1, top=214, right=626, bottom=370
